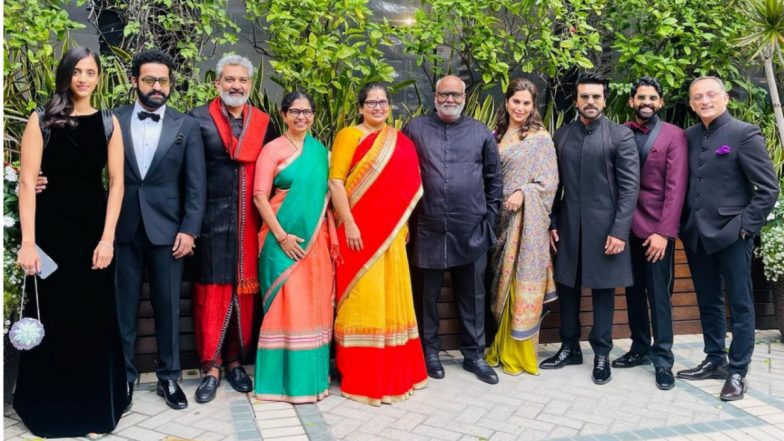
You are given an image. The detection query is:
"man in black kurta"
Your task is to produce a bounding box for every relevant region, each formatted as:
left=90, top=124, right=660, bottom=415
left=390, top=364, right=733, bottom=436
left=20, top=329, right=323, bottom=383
left=542, top=73, right=639, bottom=385
left=404, top=75, right=503, bottom=385
left=188, top=54, right=275, bottom=403
left=677, top=76, right=779, bottom=401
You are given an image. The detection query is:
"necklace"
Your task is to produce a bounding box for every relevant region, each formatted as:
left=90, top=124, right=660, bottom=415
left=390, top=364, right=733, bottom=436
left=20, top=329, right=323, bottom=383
left=283, top=133, right=304, bottom=151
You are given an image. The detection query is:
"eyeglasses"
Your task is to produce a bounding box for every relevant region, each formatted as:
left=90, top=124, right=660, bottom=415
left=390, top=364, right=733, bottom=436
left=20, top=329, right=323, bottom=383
left=363, top=99, right=389, bottom=109
left=287, top=108, right=314, bottom=117
left=577, top=94, right=604, bottom=101
left=139, top=76, right=171, bottom=87
left=436, top=91, right=464, bottom=100
left=690, top=91, right=722, bottom=102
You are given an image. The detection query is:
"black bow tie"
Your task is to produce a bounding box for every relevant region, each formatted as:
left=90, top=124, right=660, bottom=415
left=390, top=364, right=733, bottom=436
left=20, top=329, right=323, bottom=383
left=137, top=111, right=160, bottom=122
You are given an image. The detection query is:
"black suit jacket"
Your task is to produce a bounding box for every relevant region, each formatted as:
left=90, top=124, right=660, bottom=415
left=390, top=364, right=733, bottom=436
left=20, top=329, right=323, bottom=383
left=550, top=116, right=640, bottom=289
left=114, top=104, right=207, bottom=245
left=681, top=111, right=779, bottom=254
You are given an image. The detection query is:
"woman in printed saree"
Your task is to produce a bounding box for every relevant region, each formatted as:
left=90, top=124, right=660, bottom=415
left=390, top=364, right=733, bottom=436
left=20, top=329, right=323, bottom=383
left=253, top=91, right=335, bottom=403
left=328, top=82, right=427, bottom=405
left=485, top=78, right=559, bottom=376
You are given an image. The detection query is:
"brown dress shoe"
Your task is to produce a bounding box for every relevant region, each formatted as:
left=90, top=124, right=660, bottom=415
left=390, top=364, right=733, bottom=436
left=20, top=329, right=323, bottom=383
left=676, top=359, right=728, bottom=380
left=720, top=373, right=747, bottom=401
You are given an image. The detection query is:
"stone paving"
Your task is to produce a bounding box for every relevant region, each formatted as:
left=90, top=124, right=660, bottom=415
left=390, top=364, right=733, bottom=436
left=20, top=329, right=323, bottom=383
left=4, top=331, right=784, bottom=440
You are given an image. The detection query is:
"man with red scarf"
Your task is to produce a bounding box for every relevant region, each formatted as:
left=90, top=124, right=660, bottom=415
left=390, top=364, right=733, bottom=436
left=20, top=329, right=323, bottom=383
left=188, top=54, right=274, bottom=403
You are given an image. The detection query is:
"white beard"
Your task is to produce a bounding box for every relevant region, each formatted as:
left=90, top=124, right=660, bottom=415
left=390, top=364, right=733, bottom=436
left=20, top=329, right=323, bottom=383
left=435, top=101, right=465, bottom=119
left=220, top=91, right=248, bottom=108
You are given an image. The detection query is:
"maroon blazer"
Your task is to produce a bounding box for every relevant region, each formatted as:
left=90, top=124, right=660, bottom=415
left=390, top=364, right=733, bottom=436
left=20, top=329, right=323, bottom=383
left=625, top=120, right=688, bottom=240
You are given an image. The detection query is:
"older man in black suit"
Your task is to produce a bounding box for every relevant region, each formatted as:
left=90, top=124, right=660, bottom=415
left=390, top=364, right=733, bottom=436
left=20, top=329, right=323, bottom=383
left=677, top=76, right=779, bottom=401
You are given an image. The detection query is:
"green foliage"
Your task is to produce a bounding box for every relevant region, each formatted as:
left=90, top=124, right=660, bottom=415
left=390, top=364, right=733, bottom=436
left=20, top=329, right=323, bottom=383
left=92, top=0, right=239, bottom=110
left=3, top=0, right=86, bottom=156
left=737, top=0, right=784, bottom=61
left=393, top=0, right=604, bottom=92
left=603, top=0, right=748, bottom=120
left=3, top=163, right=23, bottom=326
left=758, top=190, right=784, bottom=281
left=245, top=0, right=397, bottom=143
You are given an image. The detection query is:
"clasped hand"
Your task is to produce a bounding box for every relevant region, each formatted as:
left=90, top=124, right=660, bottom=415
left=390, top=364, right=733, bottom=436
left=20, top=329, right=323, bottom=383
left=278, top=233, right=306, bottom=260
left=503, top=190, right=524, bottom=211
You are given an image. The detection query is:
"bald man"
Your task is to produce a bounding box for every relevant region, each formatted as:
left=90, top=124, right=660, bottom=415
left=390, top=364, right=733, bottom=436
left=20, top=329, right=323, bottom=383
left=403, top=75, right=503, bottom=385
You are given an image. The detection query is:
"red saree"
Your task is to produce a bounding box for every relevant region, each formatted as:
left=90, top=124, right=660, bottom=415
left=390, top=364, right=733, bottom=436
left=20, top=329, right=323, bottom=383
left=331, top=124, right=427, bottom=405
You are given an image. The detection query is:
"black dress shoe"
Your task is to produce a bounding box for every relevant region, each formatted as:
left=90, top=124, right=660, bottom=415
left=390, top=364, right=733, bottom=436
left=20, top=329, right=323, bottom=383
left=226, top=366, right=253, bottom=393
left=655, top=367, right=675, bottom=390
left=195, top=375, right=220, bottom=403
left=539, top=346, right=583, bottom=369
left=720, top=373, right=747, bottom=401
left=611, top=351, right=650, bottom=368
left=125, top=381, right=134, bottom=413
left=676, top=359, right=728, bottom=380
left=592, top=355, right=612, bottom=385
left=425, top=354, right=445, bottom=379
left=463, top=358, right=499, bottom=385
left=157, top=380, right=188, bottom=410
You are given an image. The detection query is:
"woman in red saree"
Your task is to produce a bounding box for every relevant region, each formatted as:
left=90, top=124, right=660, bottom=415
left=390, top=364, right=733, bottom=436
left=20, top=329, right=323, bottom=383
left=328, top=82, right=427, bottom=405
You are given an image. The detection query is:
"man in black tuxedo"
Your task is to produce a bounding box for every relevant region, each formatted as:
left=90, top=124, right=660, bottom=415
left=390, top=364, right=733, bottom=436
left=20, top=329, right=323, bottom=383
left=114, top=50, right=206, bottom=410
left=678, top=76, right=779, bottom=401
left=542, top=73, right=639, bottom=385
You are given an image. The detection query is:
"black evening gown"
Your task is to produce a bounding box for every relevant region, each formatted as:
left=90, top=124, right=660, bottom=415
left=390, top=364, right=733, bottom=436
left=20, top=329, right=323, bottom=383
left=13, top=111, right=128, bottom=437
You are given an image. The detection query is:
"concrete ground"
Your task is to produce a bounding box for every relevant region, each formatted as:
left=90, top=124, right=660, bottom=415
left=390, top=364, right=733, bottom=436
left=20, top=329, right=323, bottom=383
left=4, top=330, right=784, bottom=441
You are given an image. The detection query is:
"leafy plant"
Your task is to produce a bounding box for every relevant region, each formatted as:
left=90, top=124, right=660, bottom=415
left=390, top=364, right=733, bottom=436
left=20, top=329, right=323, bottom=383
left=758, top=189, right=784, bottom=281
left=737, top=0, right=784, bottom=164
left=393, top=0, right=604, bottom=93
left=245, top=0, right=398, bottom=143
left=4, top=163, right=23, bottom=326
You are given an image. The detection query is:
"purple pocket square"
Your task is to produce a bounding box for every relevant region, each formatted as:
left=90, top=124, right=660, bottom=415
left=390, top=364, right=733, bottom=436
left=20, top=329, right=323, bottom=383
left=715, top=145, right=732, bottom=155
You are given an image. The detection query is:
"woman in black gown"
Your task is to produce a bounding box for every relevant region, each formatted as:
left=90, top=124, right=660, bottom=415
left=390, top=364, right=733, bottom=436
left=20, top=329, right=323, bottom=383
left=14, top=46, right=127, bottom=437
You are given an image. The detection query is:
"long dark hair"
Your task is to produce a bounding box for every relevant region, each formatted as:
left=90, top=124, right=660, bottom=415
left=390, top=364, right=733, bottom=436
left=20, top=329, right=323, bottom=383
left=42, top=46, right=101, bottom=129
left=356, top=82, right=389, bottom=123
left=494, top=78, right=544, bottom=143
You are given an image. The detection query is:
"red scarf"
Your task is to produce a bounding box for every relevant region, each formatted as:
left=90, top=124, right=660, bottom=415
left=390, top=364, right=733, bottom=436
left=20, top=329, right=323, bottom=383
left=208, top=97, right=270, bottom=294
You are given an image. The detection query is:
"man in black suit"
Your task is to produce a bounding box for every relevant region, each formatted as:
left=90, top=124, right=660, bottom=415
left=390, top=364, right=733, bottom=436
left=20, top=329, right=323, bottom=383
left=678, top=76, right=779, bottom=401
left=115, top=50, right=206, bottom=410
left=542, top=73, right=640, bottom=385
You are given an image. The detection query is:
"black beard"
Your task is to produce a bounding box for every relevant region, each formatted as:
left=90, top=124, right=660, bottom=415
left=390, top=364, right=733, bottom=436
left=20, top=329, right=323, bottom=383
left=137, top=87, right=169, bottom=110
left=577, top=106, right=603, bottom=122
left=634, top=106, right=658, bottom=121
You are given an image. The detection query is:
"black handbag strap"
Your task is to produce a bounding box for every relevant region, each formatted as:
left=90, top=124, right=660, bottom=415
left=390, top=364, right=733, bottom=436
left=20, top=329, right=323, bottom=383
left=35, top=107, right=51, bottom=148
left=35, top=108, right=113, bottom=148
left=101, top=108, right=114, bottom=142
left=19, top=275, right=40, bottom=321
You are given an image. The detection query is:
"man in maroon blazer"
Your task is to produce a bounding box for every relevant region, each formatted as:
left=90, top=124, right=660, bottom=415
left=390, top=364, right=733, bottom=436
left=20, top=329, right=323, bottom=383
left=612, top=77, right=687, bottom=390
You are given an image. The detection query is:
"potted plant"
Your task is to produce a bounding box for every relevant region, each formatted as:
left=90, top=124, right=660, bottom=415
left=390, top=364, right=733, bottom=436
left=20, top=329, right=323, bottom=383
left=759, top=186, right=784, bottom=336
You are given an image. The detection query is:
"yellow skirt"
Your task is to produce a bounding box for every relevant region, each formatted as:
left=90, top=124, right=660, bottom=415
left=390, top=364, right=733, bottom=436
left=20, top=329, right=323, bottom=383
left=486, top=281, right=540, bottom=376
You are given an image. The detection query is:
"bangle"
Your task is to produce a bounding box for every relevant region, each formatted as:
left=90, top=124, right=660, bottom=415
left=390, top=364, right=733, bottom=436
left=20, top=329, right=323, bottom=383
left=98, top=240, right=114, bottom=250
left=276, top=233, right=288, bottom=244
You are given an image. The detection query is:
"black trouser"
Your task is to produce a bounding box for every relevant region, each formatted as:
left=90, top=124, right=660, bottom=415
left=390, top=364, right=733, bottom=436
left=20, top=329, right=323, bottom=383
left=685, top=236, right=755, bottom=376
left=624, top=235, right=675, bottom=369
left=116, top=222, right=184, bottom=382
left=415, top=254, right=487, bottom=360
left=558, top=282, right=615, bottom=356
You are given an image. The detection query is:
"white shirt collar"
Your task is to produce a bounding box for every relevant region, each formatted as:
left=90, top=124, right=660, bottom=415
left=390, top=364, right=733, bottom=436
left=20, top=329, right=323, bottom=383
left=133, top=101, right=166, bottom=120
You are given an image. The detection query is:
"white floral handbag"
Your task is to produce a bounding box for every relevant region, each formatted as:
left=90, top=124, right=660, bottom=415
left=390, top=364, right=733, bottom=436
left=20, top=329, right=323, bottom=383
left=9, top=276, right=45, bottom=350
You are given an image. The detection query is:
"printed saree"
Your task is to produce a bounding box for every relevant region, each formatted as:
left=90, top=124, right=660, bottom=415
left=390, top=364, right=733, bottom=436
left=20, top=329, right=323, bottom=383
left=330, top=124, right=427, bottom=405
left=486, top=132, right=559, bottom=375
left=255, top=135, right=334, bottom=403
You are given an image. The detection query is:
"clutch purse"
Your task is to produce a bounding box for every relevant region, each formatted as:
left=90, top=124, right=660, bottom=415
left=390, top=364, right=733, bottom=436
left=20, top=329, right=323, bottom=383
left=8, top=276, right=45, bottom=350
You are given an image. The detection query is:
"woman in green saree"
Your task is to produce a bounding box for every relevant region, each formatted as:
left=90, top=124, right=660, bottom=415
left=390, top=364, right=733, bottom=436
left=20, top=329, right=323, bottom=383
left=252, top=91, right=336, bottom=402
